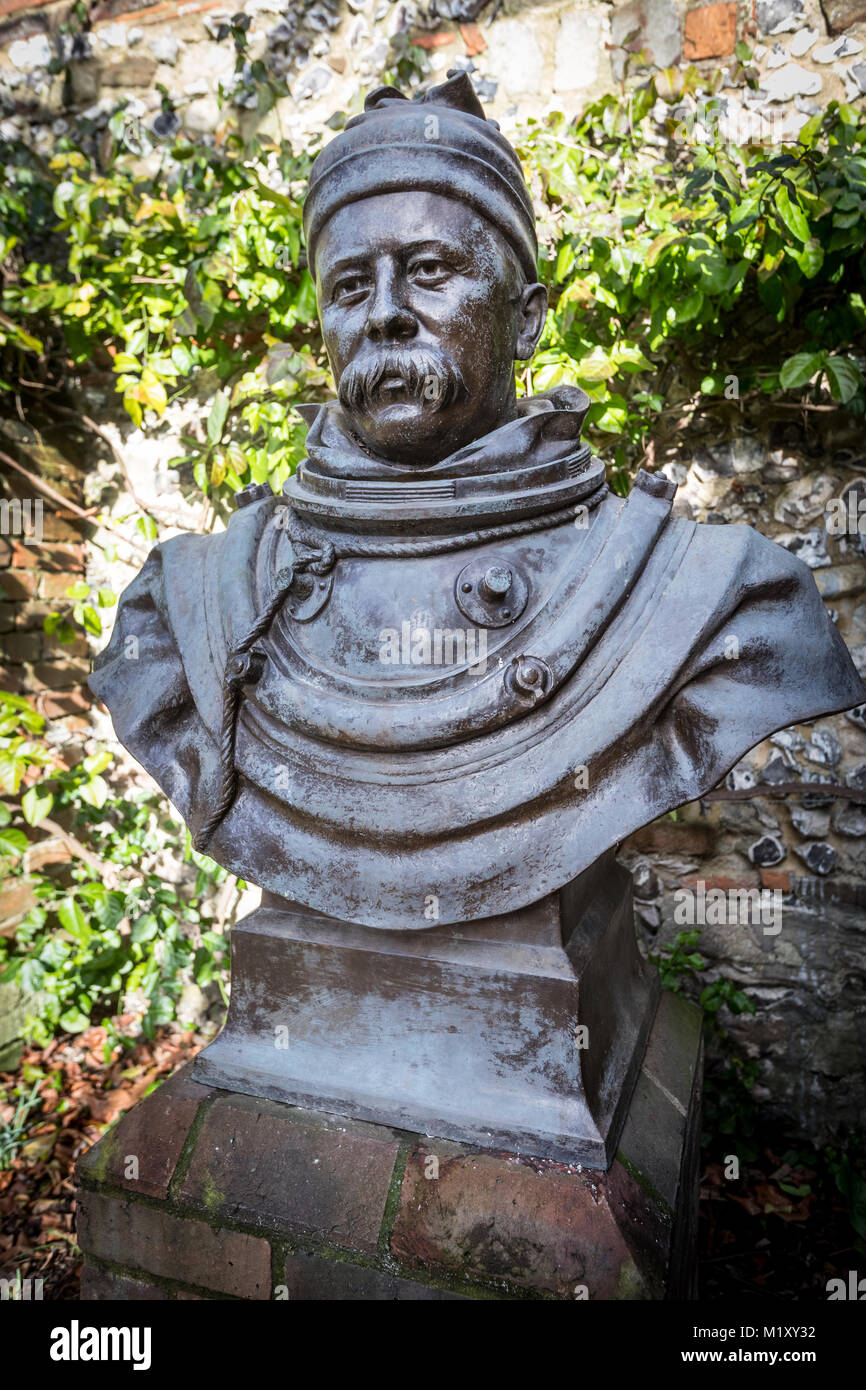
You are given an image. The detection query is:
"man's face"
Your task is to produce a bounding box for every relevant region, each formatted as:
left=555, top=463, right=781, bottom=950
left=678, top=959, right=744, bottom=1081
left=314, top=191, right=546, bottom=466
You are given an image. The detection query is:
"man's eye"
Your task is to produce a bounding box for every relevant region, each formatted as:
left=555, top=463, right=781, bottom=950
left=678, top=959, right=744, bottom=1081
left=410, top=259, right=451, bottom=283
left=333, top=276, right=368, bottom=302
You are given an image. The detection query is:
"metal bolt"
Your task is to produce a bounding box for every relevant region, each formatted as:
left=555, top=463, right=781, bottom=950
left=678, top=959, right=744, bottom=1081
left=480, top=565, right=512, bottom=602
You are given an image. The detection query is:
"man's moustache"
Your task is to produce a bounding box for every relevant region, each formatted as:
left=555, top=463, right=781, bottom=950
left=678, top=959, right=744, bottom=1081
left=338, top=348, right=466, bottom=413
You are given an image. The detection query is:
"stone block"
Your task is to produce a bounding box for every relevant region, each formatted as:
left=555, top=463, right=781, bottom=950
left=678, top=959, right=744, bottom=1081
left=820, top=0, right=866, bottom=33
left=76, top=1191, right=272, bottom=1299
left=816, top=565, right=866, bottom=599
left=101, top=56, right=157, bottom=87
left=483, top=18, right=544, bottom=95
left=391, top=1143, right=668, bottom=1298
left=611, top=0, right=682, bottom=67
left=0, top=665, right=23, bottom=693
left=8, top=543, right=38, bottom=569
left=553, top=11, right=602, bottom=92
left=180, top=1093, right=400, bottom=1254
left=624, top=820, right=715, bottom=854
left=37, top=689, right=91, bottom=717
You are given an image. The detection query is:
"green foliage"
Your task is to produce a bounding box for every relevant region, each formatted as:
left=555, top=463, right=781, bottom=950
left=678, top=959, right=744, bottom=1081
left=651, top=928, right=759, bottom=1155
left=650, top=926, right=703, bottom=988
left=44, top=580, right=115, bottom=645
left=1, top=124, right=328, bottom=515
left=0, top=1078, right=43, bottom=1170
left=823, top=1132, right=866, bottom=1243
left=2, top=78, right=865, bottom=517
left=519, top=89, right=866, bottom=475
left=0, top=692, right=231, bottom=1048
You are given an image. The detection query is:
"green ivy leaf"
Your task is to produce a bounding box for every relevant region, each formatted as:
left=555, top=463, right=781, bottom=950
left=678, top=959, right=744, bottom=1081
left=58, top=897, right=87, bottom=938
left=779, top=351, right=826, bottom=390
left=824, top=355, right=863, bottom=403
left=0, top=826, right=28, bottom=857
left=775, top=186, right=810, bottom=244
left=21, top=785, right=54, bottom=826
left=207, top=390, right=230, bottom=445
left=58, top=1006, right=91, bottom=1034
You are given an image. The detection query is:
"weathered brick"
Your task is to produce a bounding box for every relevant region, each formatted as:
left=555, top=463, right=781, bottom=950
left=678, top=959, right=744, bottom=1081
left=0, top=665, right=24, bottom=693
left=0, top=570, right=38, bottom=600
left=4, top=631, right=42, bottom=663
left=37, top=542, right=86, bottom=572
left=76, top=1190, right=272, bottom=1298
left=0, top=603, right=16, bottom=633
left=40, top=513, right=84, bottom=543
left=38, top=571, right=85, bottom=599
left=683, top=2, right=738, bottom=60
left=37, top=689, right=91, bottom=717
left=78, top=1063, right=213, bottom=1200
left=679, top=872, right=759, bottom=891
left=281, top=1249, right=464, bottom=1300
left=760, top=868, right=793, bottom=891
left=31, top=659, right=90, bottom=689
left=181, top=1093, right=400, bottom=1254
left=624, top=821, right=715, bottom=855
left=10, top=599, right=52, bottom=630
left=81, top=1264, right=170, bottom=1300
left=391, top=1145, right=664, bottom=1298
left=8, top=544, right=38, bottom=569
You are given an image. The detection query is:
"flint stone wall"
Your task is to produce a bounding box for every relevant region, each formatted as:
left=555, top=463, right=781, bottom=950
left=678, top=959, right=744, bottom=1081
left=1, top=0, right=864, bottom=1137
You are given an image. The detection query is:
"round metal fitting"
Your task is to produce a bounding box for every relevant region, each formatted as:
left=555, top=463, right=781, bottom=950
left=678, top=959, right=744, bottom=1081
left=504, top=655, right=553, bottom=704
left=283, top=567, right=334, bottom=622
left=454, top=553, right=528, bottom=628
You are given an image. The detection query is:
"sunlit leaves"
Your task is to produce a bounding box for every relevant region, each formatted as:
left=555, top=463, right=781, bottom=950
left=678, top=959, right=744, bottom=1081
left=519, top=92, right=866, bottom=458
left=21, top=786, right=54, bottom=827
left=0, top=692, right=232, bottom=1044
left=779, top=352, right=825, bottom=389
left=824, top=354, right=863, bottom=403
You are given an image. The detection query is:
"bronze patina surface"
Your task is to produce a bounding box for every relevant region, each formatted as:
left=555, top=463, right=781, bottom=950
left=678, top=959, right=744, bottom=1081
left=90, top=73, right=865, bottom=1166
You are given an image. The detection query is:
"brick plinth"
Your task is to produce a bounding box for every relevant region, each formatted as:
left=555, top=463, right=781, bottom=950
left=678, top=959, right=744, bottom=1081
left=76, top=993, right=702, bottom=1301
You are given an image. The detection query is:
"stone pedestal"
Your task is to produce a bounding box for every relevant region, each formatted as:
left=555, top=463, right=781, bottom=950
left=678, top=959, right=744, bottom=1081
left=76, top=990, right=702, bottom=1301
left=192, top=851, right=659, bottom=1168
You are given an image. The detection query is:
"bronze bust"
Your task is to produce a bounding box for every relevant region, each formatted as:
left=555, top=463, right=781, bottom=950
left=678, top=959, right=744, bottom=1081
left=92, top=72, right=865, bottom=931
left=89, top=75, right=865, bottom=1170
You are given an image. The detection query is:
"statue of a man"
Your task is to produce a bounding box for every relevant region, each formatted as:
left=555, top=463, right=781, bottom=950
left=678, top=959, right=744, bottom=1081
left=92, top=73, right=865, bottom=931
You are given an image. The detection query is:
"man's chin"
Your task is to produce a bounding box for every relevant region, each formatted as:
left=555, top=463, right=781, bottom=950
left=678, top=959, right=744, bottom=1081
left=355, top=403, right=446, bottom=462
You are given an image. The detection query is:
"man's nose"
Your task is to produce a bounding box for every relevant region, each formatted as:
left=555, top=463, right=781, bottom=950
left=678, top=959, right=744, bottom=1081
left=364, top=264, right=417, bottom=342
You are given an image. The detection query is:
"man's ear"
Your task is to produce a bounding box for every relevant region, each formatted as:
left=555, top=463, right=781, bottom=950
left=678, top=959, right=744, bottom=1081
left=515, top=282, right=548, bottom=360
